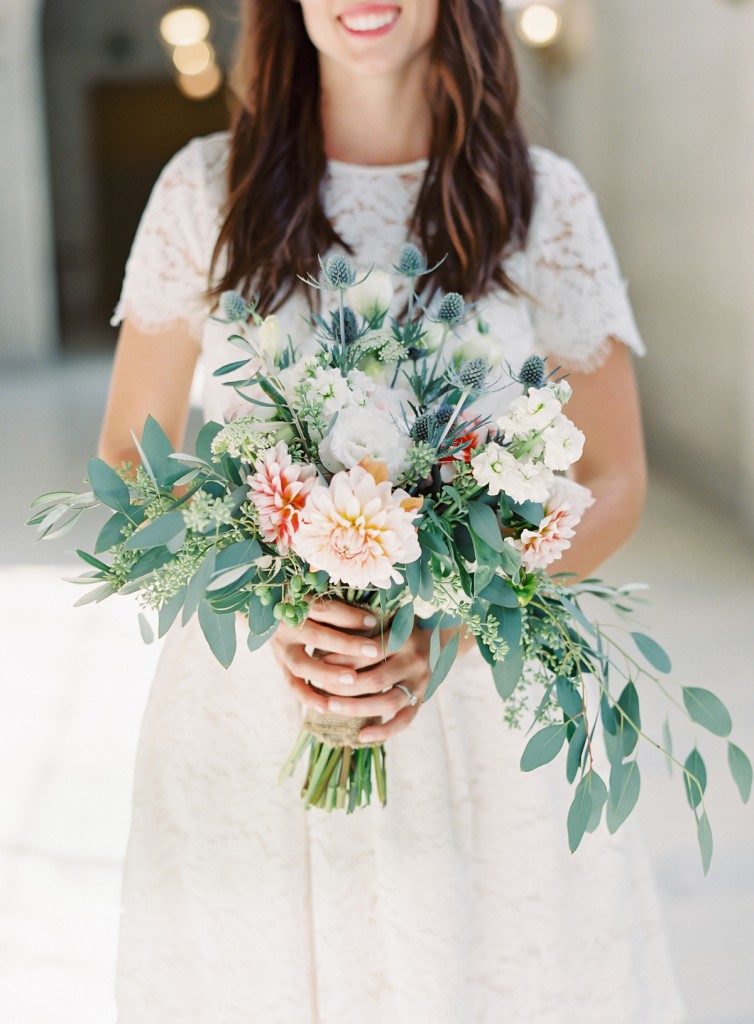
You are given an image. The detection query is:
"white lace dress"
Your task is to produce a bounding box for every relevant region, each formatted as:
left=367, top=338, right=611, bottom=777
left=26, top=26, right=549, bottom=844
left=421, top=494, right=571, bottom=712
left=111, top=132, right=686, bottom=1023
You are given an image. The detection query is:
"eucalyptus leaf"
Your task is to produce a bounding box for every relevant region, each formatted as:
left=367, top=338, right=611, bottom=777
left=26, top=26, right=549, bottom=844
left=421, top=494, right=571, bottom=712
left=138, top=613, right=155, bottom=645
left=567, top=773, right=594, bottom=853
left=683, top=747, right=707, bottom=809
left=141, top=416, right=176, bottom=486
left=566, top=718, right=587, bottom=784
left=697, top=810, right=713, bottom=876
left=682, top=686, right=732, bottom=737
left=214, top=538, right=263, bottom=572
left=76, top=550, right=111, bottom=573
left=206, top=565, right=255, bottom=592
left=600, top=692, right=617, bottom=735
left=616, top=680, right=641, bottom=756
left=429, top=623, right=441, bottom=670
left=520, top=723, right=568, bottom=772
left=73, top=582, right=116, bottom=607
left=606, top=759, right=641, bottom=834
left=125, top=510, right=186, bottom=551
left=468, top=501, right=505, bottom=552
left=248, top=590, right=277, bottom=635
left=95, top=511, right=131, bottom=553
left=386, top=601, right=415, bottom=654
left=213, top=357, right=251, bottom=377
left=477, top=575, right=519, bottom=608
left=39, top=509, right=84, bottom=541
left=198, top=601, right=237, bottom=668
left=423, top=630, right=459, bottom=702
left=183, top=551, right=217, bottom=625
left=555, top=675, right=583, bottom=720
left=158, top=586, right=187, bottom=638
left=247, top=625, right=277, bottom=652
left=662, top=717, right=674, bottom=776
left=196, top=421, right=224, bottom=464
left=585, top=770, right=608, bottom=833
left=492, top=644, right=524, bottom=700
left=631, top=631, right=672, bottom=674
left=727, top=742, right=752, bottom=803
left=559, top=595, right=597, bottom=638
left=405, top=557, right=421, bottom=598
left=87, top=457, right=131, bottom=515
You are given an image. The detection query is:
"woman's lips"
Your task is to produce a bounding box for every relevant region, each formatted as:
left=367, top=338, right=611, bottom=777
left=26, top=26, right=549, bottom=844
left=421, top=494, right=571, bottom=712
left=338, top=5, right=401, bottom=37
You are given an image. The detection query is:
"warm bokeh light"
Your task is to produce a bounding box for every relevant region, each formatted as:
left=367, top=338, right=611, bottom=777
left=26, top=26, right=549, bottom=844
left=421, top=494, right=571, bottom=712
left=517, top=4, right=562, bottom=47
left=177, top=62, right=224, bottom=101
left=172, top=40, right=214, bottom=76
left=159, top=6, right=211, bottom=48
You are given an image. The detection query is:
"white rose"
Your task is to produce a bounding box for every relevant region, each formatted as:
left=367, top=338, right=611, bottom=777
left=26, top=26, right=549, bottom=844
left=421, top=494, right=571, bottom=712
left=370, top=383, right=416, bottom=419
left=542, top=414, right=585, bottom=471
left=471, top=443, right=553, bottom=503
left=259, top=315, right=282, bottom=365
left=318, top=406, right=411, bottom=480
left=457, top=332, right=505, bottom=365
left=346, top=269, right=394, bottom=320
left=497, top=387, right=561, bottom=442
left=420, top=320, right=447, bottom=353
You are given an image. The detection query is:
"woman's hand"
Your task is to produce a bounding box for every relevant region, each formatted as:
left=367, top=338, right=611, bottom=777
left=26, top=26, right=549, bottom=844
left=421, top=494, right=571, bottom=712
left=270, top=599, right=433, bottom=743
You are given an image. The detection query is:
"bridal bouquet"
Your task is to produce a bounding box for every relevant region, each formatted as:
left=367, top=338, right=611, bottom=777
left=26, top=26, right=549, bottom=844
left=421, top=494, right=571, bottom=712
left=29, top=247, right=750, bottom=871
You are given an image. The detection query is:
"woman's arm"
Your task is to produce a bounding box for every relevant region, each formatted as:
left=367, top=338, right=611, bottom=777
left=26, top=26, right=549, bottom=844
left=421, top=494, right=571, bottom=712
left=548, top=337, right=647, bottom=580
left=98, top=318, right=201, bottom=466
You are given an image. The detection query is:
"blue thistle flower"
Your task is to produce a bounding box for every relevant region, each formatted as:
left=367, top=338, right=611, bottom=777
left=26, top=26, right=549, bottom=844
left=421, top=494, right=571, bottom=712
left=411, top=412, right=435, bottom=443
left=396, top=243, right=425, bottom=278
left=434, top=403, right=454, bottom=426
left=437, top=292, right=465, bottom=325
left=329, top=306, right=358, bottom=346
left=517, top=355, right=546, bottom=390
left=458, top=358, right=489, bottom=391
left=220, top=290, right=248, bottom=322
left=322, top=253, right=354, bottom=289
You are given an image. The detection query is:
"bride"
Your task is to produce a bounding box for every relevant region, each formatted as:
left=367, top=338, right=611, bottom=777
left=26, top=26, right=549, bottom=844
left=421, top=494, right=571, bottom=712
left=100, top=1, right=686, bottom=1020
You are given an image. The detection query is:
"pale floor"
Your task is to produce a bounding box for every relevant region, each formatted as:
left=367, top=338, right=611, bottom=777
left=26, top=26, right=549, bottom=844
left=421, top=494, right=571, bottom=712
left=0, top=356, right=753, bottom=1023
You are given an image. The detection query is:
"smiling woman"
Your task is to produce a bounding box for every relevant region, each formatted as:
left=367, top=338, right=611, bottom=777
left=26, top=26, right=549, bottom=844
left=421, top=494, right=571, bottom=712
left=100, top=1, right=686, bottom=1021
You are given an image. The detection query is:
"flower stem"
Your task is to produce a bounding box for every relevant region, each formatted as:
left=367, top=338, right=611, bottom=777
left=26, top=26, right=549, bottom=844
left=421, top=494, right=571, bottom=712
left=430, top=324, right=451, bottom=379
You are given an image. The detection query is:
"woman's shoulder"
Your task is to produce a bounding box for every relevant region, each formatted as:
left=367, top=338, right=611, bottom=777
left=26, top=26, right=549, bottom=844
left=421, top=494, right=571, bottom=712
left=526, top=144, right=595, bottom=216
left=154, top=130, right=232, bottom=220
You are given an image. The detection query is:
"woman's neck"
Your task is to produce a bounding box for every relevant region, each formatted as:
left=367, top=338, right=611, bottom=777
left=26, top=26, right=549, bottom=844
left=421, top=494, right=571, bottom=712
left=319, top=58, right=433, bottom=167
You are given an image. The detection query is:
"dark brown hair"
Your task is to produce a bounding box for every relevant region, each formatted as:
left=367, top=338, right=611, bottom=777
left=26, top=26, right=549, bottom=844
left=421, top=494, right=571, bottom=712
left=210, top=0, right=535, bottom=316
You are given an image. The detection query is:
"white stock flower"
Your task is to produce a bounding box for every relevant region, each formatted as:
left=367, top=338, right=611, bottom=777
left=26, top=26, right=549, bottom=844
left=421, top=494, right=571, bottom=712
left=259, top=315, right=282, bottom=365
left=548, top=378, right=573, bottom=405
left=318, top=405, right=411, bottom=481
left=542, top=414, right=585, bottom=471
left=497, top=387, right=562, bottom=442
left=345, top=269, right=394, bottom=319
left=471, top=442, right=554, bottom=503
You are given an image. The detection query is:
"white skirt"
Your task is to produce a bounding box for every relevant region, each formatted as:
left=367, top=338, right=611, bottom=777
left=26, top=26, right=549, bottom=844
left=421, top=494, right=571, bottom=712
left=115, top=617, right=686, bottom=1023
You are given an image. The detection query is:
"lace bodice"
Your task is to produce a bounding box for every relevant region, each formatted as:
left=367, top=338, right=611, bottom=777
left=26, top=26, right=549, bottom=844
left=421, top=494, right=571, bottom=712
left=112, top=131, right=645, bottom=423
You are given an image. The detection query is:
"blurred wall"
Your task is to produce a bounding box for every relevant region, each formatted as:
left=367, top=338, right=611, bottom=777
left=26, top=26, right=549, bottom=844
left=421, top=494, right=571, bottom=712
left=536, top=0, right=754, bottom=537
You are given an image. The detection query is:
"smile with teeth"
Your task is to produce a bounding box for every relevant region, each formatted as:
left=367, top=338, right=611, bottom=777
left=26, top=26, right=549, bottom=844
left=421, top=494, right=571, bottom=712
left=339, top=8, right=400, bottom=33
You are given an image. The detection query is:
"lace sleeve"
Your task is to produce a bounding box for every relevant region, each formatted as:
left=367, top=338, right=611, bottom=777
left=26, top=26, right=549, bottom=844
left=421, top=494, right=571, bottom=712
left=527, top=147, right=646, bottom=372
left=110, top=137, right=218, bottom=341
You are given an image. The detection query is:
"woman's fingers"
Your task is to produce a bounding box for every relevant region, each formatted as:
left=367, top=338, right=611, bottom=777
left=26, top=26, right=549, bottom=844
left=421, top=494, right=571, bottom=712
left=307, top=599, right=379, bottom=632
left=358, top=704, right=421, bottom=744
left=278, top=617, right=388, bottom=663
left=281, top=666, right=330, bottom=714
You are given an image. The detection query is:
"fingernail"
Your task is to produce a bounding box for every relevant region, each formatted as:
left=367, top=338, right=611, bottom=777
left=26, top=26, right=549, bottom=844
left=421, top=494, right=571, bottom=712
left=363, top=613, right=377, bottom=628
left=338, top=671, right=354, bottom=685
left=361, top=642, right=379, bottom=657
left=329, top=699, right=342, bottom=712
left=360, top=732, right=375, bottom=743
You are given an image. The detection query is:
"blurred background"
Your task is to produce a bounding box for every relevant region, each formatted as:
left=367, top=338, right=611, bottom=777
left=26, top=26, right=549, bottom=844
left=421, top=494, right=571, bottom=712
left=0, top=1, right=753, bottom=1021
